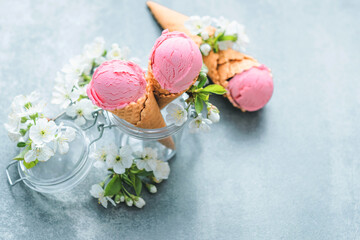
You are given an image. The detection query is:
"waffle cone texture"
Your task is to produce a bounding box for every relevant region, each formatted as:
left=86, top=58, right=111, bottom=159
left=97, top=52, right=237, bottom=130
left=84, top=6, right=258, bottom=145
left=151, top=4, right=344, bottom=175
left=110, top=83, right=175, bottom=149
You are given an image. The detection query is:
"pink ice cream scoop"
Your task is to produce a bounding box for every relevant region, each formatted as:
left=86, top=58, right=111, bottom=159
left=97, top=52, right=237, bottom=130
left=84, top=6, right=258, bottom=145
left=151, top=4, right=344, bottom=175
left=227, top=65, right=273, bottom=112
left=87, top=60, right=147, bottom=110
left=150, top=29, right=203, bottom=93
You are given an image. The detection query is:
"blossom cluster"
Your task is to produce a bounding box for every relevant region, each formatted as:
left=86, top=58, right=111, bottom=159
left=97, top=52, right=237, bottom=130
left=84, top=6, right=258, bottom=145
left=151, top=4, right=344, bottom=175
left=184, top=16, right=249, bottom=56
left=4, top=92, right=76, bottom=169
left=51, top=38, right=137, bottom=126
left=90, top=146, right=170, bottom=208
left=164, top=65, right=224, bottom=133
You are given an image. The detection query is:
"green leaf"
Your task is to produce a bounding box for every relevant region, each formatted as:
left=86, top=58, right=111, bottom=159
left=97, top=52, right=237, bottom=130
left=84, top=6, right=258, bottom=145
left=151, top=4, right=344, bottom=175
left=134, top=176, right=142, bottom=196
left=13, top=145, right=31, bottom=160
left=24, top=102, right=32, bottom=109
left=202, top=84, right=227, bottom=95
left=198, top=93, right=209, bottom=102
left=29, top=113, right=38, bottom=121
left=195, top=96, right=204, bottom=113
left=214, top=31, right=225, bottom=41
left=218, top=34, right=238, bottom=42
left=19, top=129, right=27, bottom=136
left=104, top=175, right=122, bottom=196
left=23, top=159, right=38, bottom=169
left=17, top=142, right=26, bottom=148
left=21, top=117, right=28, bottom=123
left=197, top=73, right=208, bottom=88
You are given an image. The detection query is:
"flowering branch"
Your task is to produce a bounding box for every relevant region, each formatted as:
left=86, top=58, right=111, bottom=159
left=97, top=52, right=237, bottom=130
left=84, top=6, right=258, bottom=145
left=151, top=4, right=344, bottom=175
left=5, top=92, right=76, bottom=169
left=184, top=16, right=249, bottom=56
left=90, top=146, right=169, bottom=208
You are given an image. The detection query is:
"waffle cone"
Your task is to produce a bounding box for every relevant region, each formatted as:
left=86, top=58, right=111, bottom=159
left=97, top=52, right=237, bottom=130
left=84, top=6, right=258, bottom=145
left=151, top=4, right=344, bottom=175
left=203, top=49, right=260, bottom=109
left=147, top=1, right=190, bottom=35
left=110, top=84, right=175, bottom=149
left=146, top=1, right=267, bottom=110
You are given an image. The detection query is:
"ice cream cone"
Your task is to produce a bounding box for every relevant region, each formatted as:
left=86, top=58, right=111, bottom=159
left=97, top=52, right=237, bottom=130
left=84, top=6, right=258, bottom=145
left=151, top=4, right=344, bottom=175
left=146, top=1, right=273, bottom=112
left=110, top=83, right=175, bottom=150
left=202, top=48, right=260, bottom=108
left=147, top=1, right=190, bottom=35
left=148, top=30, right=202, bottom=109
left=87, top=60, right=175, bottom=149
left=146, top=63, right=197, bottom=109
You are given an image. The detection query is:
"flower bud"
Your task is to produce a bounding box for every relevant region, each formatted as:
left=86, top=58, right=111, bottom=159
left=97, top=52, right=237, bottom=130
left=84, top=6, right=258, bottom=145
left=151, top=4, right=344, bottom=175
left=125, top=196, right=133, bottom=207
left=207, top=104, right=220, bottom=123
left=200, top=31, right=209, bottom=40
left=200, top=43, right=211, bottom=56
left=146, top=183, right=157, bottom=194
left=134, top=197, right=146, bottom=208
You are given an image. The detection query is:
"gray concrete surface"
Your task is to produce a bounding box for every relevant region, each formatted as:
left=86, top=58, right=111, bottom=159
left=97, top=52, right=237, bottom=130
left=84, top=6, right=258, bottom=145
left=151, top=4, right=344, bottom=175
left=1, top=0, right=360, bottom=239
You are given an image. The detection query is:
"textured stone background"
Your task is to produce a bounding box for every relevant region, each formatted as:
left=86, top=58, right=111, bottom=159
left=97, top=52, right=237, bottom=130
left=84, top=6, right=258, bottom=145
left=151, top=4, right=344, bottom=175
left=1, top=0, right=360, bottom=239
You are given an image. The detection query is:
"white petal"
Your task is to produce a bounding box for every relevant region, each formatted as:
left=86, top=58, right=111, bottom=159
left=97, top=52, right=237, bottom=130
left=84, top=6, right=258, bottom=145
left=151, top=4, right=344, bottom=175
left=113, top=163, right=125, bottom=174
left=24, top=149, right=36, bottom=163
left=99, top=196, right=108, bottom=208
left=90, top=184, right=103, bottom=198
left=65, top=105, right=77, bottom=118
left=106, top=155, right=116, bottom=168
left=58, top=142, right=69, bottom=154
left=75, top=116, right=86, bottom=126
left=120, top=145, right=132, bottom=158
left=107, top=197, right=116, bottom=207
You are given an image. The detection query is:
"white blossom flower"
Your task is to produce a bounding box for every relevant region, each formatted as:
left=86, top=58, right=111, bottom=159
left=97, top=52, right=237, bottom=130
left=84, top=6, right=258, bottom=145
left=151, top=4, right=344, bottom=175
left=4, top=114, right=23, bottom=142
left=24, top=143, right=54, bottom=163
left=90, top=143, right=116, bottom=169
left=225, top=21, right=249, bottom=51
left=200, top=43, right=212, bottom=56
left=184, top=16, right=212, bottom=35
left=54, top=125, right=76, bottom=154
left=65, top=99, right=94, bottom=126
left=52, top=73, right=80, bottom=109
left=11, top=92, right=46, bottom=118
left=135, top=147, right=158, bottom=171
left=153, top=160, right=170, bottom=181
left=29, top=118, right=57, bottom=144
left=207, top=104, right=220, bottom=123
left=62, top=54, right=92, bottom=79
left=189, top=113, right=212, bottom=133
left=84, top=37, right=105, bottom=61
left=106, top=44, right=130, bottom=60
left=214, top=17, right=249, bottom=51
left=106, top=145, right=133, bottom=174
left=90, top=184, right=116, bottom=208
left=134, top=197, right=146, bottom=208
left=11, top=91, right=40, bottom=113
left=165, top=103, right=188, bottom=126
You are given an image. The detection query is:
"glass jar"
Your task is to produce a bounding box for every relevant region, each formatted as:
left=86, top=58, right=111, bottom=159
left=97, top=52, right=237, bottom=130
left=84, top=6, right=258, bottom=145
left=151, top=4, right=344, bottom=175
left=105, top=110, right=187, bottom=161
left=5, top=120, right=97, bottom=193
left=6, top=97, right=189, bottom=193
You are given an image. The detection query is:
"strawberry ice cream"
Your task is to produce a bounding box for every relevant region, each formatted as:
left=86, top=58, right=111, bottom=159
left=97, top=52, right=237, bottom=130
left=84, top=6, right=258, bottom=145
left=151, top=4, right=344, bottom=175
left=87, top=60, right=147, bottom=110
left=227, top=65, right=273, bottom=112
left=150, top=30, right=202, bottom=93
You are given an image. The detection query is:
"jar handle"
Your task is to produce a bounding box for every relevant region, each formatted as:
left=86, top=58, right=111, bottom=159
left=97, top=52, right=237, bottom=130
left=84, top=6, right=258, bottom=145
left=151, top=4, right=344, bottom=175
left=88, top=123, right=117, bottom=147
left=82, top=109, right=104, bottom=131
left=5, top=160, right=26, bottom=186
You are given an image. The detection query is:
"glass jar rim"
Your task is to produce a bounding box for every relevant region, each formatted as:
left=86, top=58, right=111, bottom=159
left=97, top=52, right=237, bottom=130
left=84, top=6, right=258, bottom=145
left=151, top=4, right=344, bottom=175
left=105, top=111, right=188, bottom=140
